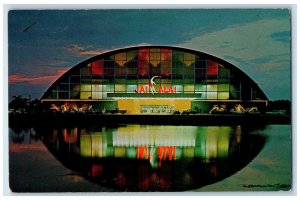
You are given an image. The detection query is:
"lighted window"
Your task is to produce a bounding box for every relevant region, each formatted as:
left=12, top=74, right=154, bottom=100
left=184, top=84, right=194, bottom=93
left=80, top=91, right=91, bottom=99
left=172, top=51, right=184, bottom=62
left=174, top=84, right=183, bottom=93
left=161, top=52, right=172, bottom=61
left=207, top=92, right=217, bottom=99
left=200, top=92, right=207, bottom=99
left=184, top=53, right=195, bottom=61
left=126, top=84, right=137, bottom=93
left=115, top=84, right=126, bottom=93
left=92, top=92, right=102, bottom=99
left=80, top=84, right=92, bottom=91
left=218, top=92, right=229, bottom=99
left=138, top=49, right=150, bottom=75
left=195, top=84, right=206, bottom=93
left=150, top=52, right=160, bottom=67
left=127, top=51, right=137, bottom=62
left=218, top=84, right=229, bottom=91
left=91, top=60, right=103, bottom=75
left=207, top=84, right=218, bottom=92
left=160, top=60, right=171, bottom=75
left=103, top=84, right=114, bottom=92
left=150, top=48, right=160, bottom=52
left=161, top=48, right=172, bottom=53
left=207, top=61, right=218, bottom=76
left=138, top=60, right=149, bottom=72
left=183, top=53, right=195, bottom=67
left=115, top=53, right=126, bottom=67
left=92, top=84, right=102, bottom=92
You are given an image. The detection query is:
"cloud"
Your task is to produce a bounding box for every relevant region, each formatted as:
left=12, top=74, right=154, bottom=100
left=180, top=18, right=290, bottom=65
left=9, top=67, right=67, bottom=86
left=65, top=44, right=105, bottom=57
left=179, top=18, right=291, bottom=100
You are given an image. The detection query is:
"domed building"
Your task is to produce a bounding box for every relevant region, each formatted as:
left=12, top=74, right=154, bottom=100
left=41, top=46, right=268, bottom=114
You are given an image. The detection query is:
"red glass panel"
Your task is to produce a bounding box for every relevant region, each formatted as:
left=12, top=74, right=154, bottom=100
left=138, top=49, right=150, bottom=75
left=161, top=49, right=172, bottom=53
left=207, top=61, right=218, bottom=76
left=91, top=60, right=103, bottom=75
left=139, top=48, right=149, bottom=53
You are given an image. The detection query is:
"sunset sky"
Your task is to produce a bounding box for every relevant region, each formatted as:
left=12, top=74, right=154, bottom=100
left=8, top=9, right=291, bottom=101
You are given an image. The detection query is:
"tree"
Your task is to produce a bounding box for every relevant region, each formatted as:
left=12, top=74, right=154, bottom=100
left=9, top=95, right=30, bottom=113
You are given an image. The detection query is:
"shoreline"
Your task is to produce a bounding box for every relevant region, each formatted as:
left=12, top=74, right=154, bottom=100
left=9, top=113, right=291, bottom=127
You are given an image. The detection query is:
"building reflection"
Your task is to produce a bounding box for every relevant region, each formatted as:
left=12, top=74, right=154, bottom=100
left=78, top=126, right=232, bottom=166
left=40, top=125, right=264, bottom=191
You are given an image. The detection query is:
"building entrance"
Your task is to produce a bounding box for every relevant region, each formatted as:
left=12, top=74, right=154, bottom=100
left=140, top=105, right=175, bottom=114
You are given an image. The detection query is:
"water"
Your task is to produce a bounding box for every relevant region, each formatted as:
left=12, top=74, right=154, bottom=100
left=9, top=125, right=292, bottom=192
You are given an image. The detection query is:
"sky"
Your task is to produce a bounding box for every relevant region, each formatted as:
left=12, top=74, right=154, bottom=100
left=7, top=9, right=291, bottom=101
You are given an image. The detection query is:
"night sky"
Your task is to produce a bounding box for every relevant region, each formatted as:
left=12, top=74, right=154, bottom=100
left=8, top=9, right=291, bottom=101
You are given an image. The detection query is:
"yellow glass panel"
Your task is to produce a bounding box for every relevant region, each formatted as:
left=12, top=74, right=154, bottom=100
left=115, top=53, right=126, bottom=67
left=150, top=60, right=160, bottom=67
left=115, top=84, right=126, bottom=93
left=80, top=84, right=91, bottom=91
left=184, top=60, right=194, bottom=67
left=150, top=48, right=160, bottom=52
left=184, top=84, right=194, bottom=93
left=184, top=53, right=195, bottom=60
left=80, top=91, right=91, bottom=99
left=218, top=92, right=229, bottom=99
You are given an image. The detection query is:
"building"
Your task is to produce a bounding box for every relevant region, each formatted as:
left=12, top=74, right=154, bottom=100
left=41, top=46, right=268, bottom=114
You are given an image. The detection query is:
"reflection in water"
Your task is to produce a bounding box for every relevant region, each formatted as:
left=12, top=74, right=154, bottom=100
left=36, top=125, right=265, bottom=191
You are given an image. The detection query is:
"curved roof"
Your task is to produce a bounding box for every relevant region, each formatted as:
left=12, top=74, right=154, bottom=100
left=41, top=45, right=268, bottom=100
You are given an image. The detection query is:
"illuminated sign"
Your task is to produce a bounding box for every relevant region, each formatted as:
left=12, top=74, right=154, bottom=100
left=135, top=76, right=176, bottom=95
